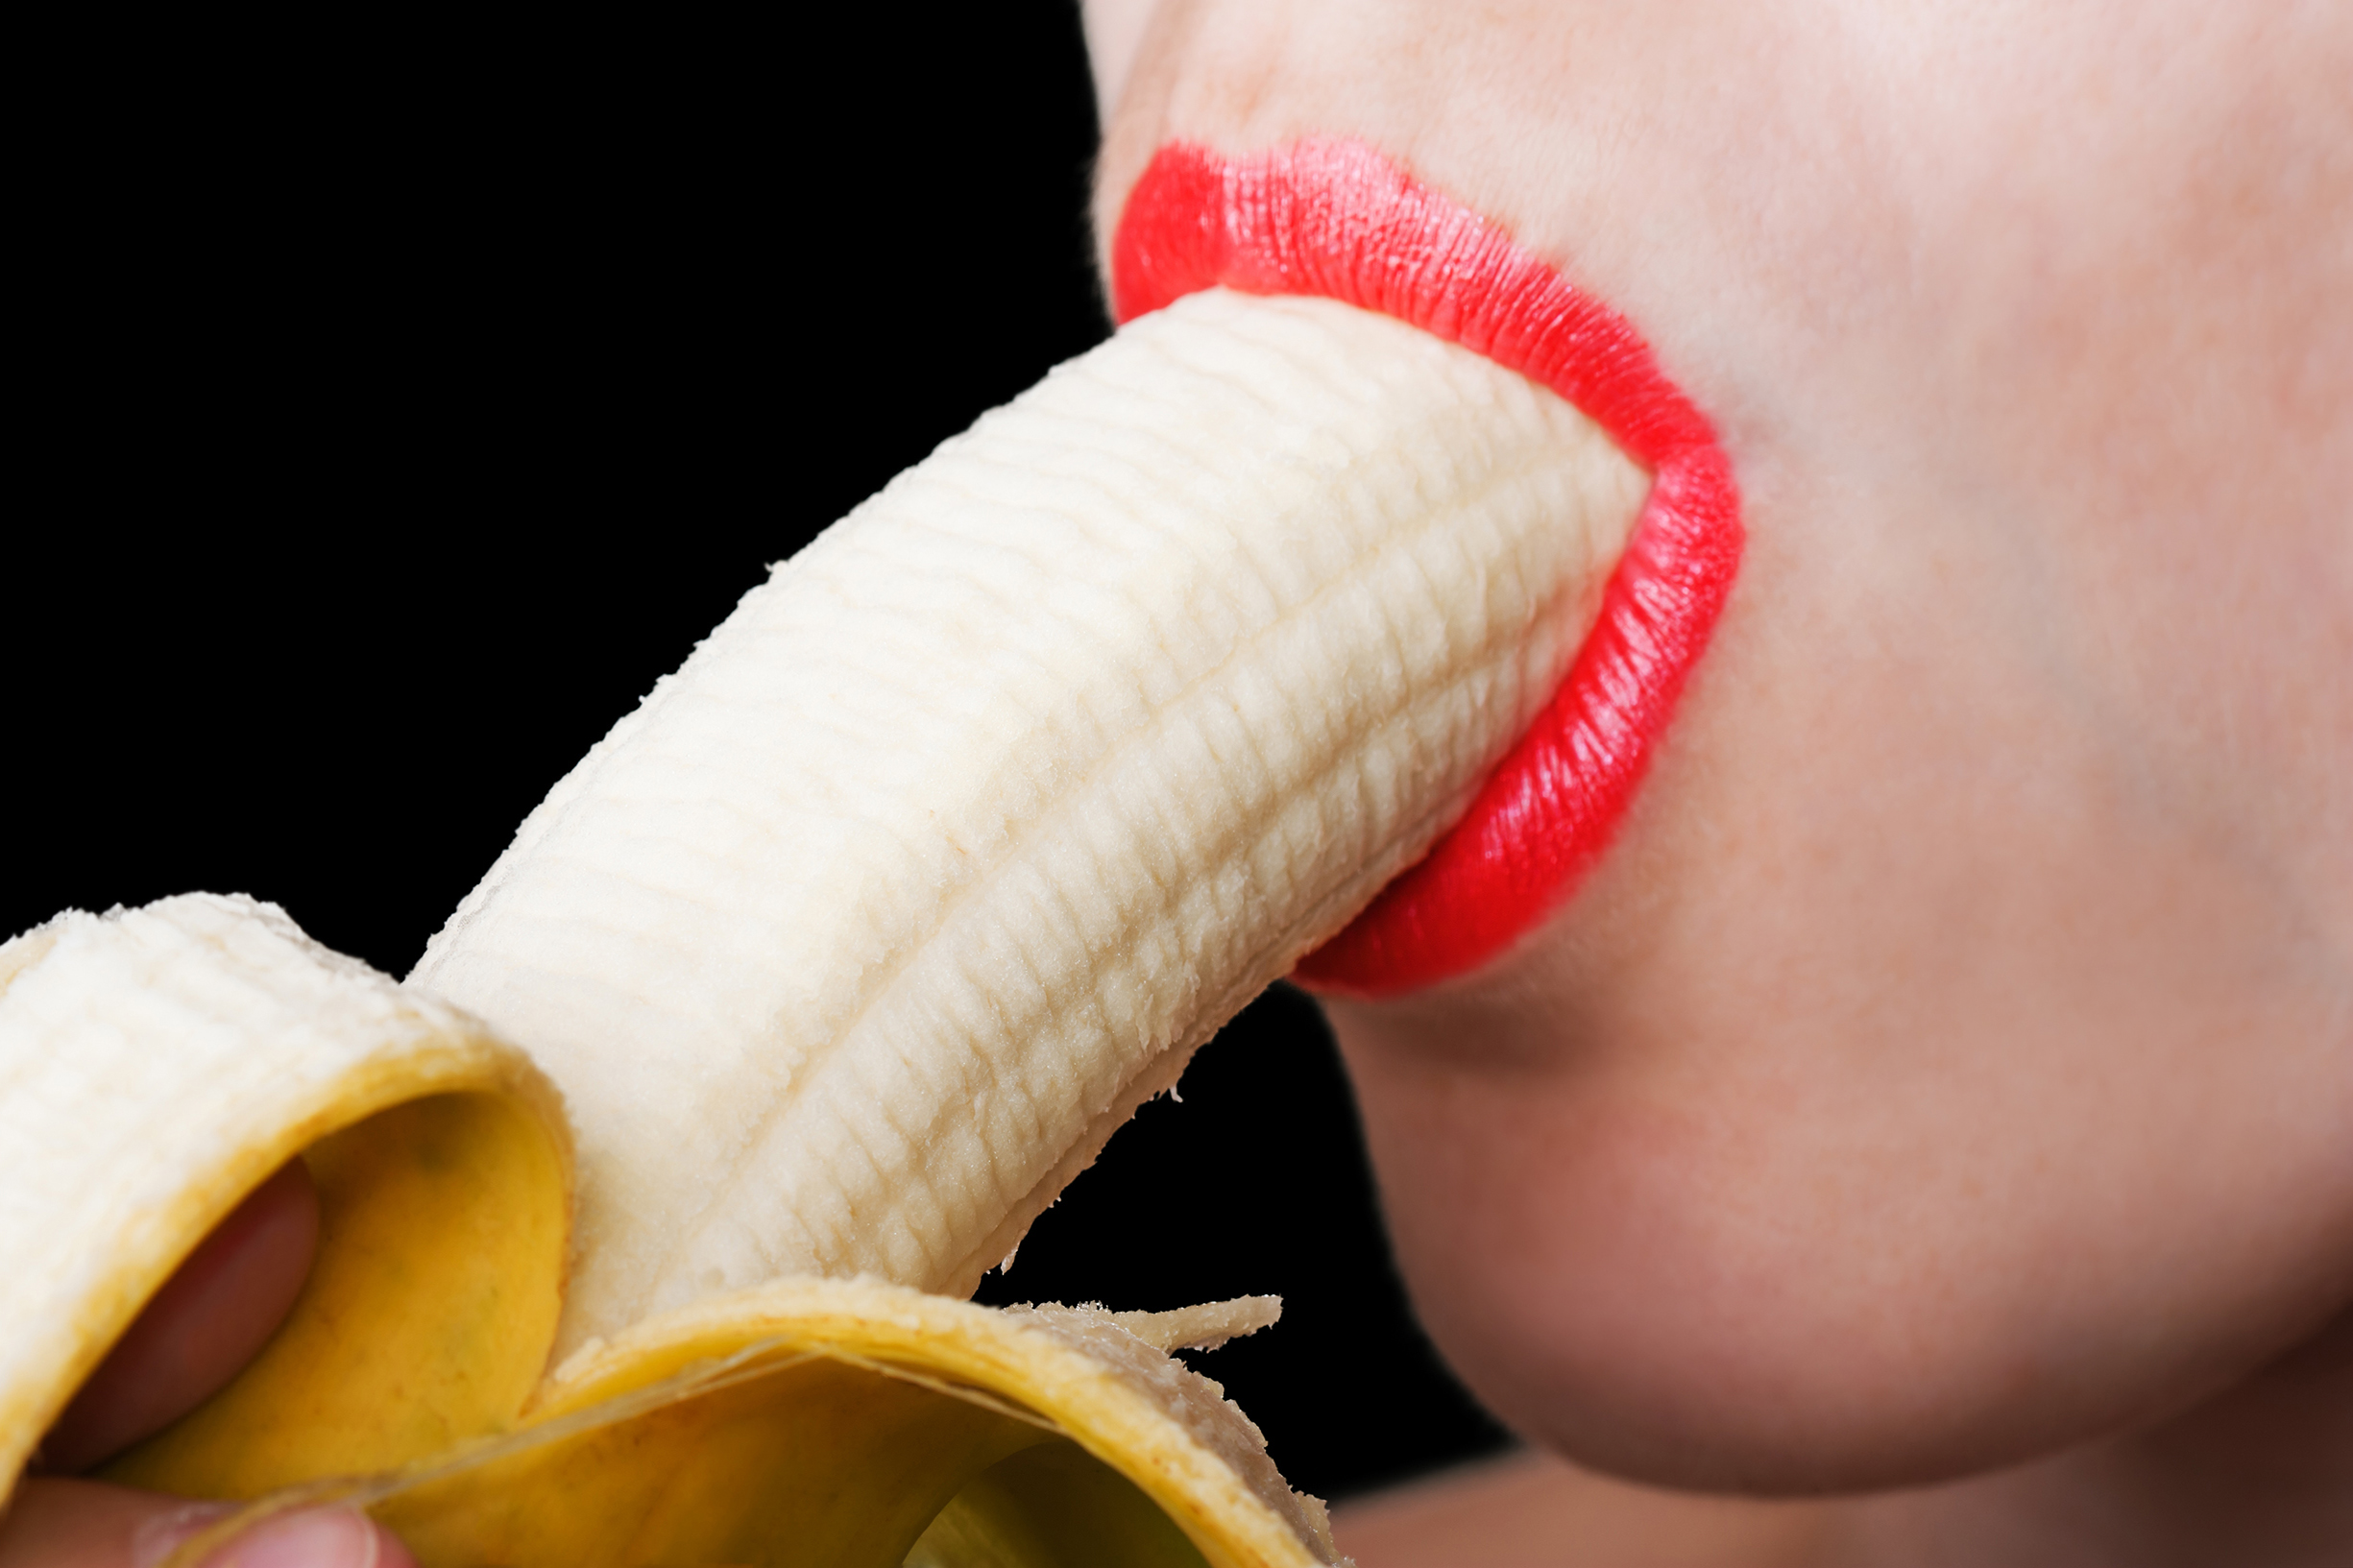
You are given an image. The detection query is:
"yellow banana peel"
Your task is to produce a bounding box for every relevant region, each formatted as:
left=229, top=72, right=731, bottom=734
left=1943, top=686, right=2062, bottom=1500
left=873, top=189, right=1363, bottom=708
left=2, top=897, right=1337, bottom=1566
left=3, top=290, right=1643, bottom=1564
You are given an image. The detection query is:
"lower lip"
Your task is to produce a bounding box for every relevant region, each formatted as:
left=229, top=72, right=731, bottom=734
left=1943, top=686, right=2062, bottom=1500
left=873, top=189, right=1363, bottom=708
left=1110, top=138, right=1742, bottom=997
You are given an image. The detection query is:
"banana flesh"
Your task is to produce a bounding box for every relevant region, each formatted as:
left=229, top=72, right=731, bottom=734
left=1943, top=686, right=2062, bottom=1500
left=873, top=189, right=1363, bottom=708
left=2, top=286, right=1648, bottom=1564
left=413, top=287, right=1647, bottom=1354
left=0, top=900, right=1339, bottom=1565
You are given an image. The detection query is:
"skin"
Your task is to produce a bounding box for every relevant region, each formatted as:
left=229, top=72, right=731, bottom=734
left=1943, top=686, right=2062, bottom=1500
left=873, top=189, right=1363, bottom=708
left=1083, top=0, right=2353, bottom=1560
left=11, top=4, right=2347, bottom=1561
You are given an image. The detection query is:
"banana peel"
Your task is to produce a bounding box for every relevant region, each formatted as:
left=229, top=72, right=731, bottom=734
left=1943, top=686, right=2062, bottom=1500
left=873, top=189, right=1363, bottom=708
left=2, top=897, right=1339, bottom=1566
left=3, top=290, right=1648, bottom=1563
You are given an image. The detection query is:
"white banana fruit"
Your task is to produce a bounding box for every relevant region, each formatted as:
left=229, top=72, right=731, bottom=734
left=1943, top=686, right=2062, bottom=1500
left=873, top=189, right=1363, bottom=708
left=412, top=286, right=1644, bottom=1353
left=0, top=898, right=1337, bottom=1565
left=2, top=284, right=1647, bottom=1565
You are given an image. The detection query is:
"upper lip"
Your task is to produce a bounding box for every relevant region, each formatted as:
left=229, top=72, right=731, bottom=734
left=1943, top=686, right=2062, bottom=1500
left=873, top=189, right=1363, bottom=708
left=1108, top=137, right=1742, bottom=996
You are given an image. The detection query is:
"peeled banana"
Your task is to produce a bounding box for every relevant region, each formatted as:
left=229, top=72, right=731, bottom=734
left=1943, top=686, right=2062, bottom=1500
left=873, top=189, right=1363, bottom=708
left=1, top=287, right=1646, bottom=1564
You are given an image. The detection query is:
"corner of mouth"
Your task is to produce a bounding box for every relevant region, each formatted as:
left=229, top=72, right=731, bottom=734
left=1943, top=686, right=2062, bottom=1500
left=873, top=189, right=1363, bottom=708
left=1107, top=137, right=1743, bottom=996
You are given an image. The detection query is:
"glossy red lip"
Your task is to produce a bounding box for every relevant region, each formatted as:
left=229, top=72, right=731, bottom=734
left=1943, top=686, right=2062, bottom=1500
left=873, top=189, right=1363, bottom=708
left=1110, top=139, right=1741, bottom=997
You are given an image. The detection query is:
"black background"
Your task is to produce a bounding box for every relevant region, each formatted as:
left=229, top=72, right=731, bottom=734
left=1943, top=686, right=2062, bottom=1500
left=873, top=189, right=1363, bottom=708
left=12, top=7, right=1510, bottom=1501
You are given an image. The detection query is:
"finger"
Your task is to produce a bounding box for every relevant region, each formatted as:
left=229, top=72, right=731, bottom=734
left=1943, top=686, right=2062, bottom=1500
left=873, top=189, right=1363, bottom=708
left=0, top=1481, right=414, bottom=1568
left=0, top=1478, right=222, bottom=1568
left=184, top=1506, right=418, bottom=1568
left=37, top=1161, right=319, bottom=1474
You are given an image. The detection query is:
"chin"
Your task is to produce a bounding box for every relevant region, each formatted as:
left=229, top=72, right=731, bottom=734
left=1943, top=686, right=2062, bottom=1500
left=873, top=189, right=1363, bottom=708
left=1328, top=993, right=2329, bottom=1497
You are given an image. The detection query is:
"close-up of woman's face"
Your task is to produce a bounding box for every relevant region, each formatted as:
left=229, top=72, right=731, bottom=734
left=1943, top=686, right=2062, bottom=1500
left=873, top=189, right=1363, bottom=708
left=1084, top=0, right=2353, bottom=1494
left=3, top=8, right=2345, bottom=1563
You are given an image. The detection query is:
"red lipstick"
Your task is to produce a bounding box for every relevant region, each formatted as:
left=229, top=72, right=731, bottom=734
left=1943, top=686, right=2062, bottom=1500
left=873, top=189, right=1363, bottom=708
left=1110, top=139, right=1741, bottom=997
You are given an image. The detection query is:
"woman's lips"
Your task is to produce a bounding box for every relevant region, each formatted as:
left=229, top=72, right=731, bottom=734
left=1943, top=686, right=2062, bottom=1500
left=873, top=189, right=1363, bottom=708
left=1110, top=139, right=1742, bottom=997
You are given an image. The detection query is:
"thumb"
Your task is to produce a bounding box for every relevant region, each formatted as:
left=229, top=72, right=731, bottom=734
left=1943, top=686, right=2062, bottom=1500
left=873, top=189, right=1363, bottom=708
left=0, top=1484, right=413, bottom=1568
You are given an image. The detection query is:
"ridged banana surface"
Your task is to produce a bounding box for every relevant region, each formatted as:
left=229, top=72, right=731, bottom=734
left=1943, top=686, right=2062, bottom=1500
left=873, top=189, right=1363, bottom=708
left=413, top=288, right=1645, bottom=1353
left=0, top=899, right=1341, bottom=1565
left=2, top=287, right=1647, bottom=1565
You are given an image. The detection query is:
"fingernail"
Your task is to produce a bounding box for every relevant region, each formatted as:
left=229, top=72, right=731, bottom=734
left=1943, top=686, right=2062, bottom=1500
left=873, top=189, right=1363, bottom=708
left=203, top=1507, right=380, bottom=1568
left=130, top=1502, right=234, bottom=1568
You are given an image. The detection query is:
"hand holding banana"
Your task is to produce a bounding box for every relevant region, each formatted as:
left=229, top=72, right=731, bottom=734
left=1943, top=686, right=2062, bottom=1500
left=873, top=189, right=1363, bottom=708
left=3, top=248, right=1667, bottom=1558
left=15, top=0, right=2349, bottom=1560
